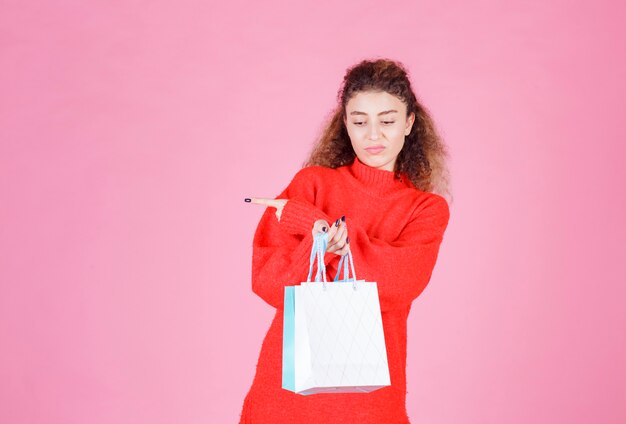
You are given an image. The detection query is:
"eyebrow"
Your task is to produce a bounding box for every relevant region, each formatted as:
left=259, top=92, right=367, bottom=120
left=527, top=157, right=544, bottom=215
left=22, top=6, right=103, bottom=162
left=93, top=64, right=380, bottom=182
left=349, top=109, right=399, bottom=117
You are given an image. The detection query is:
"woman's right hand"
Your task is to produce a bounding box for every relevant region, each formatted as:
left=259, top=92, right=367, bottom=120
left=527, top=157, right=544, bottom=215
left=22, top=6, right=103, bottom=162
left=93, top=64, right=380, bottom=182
left=312, top=217, right=349, bottom=257
left=247, top=197, right=288, bottom=222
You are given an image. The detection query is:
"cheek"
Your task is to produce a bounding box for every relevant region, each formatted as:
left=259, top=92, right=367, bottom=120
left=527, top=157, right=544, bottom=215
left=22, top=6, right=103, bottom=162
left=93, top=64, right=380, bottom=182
left=388, top=129, right=407, bottom=150
left=349, top=126, right=367, bottom=139
left=383, top=127, right=404, bottom=139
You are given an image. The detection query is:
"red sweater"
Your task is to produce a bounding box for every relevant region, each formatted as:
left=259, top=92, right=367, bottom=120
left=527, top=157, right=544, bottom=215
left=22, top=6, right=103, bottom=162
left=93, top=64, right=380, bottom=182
left=239, top=157, right=450, bottom=423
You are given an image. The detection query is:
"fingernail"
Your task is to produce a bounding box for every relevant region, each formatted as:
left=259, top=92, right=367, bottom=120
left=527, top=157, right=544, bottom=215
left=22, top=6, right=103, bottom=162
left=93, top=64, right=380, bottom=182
left=346, top=237, right=350, bottom=244
left=341, top=215, right=345, bottom=222
left=244, top=198, right=251, bottom=202
left=335, top=219, right=340, bottom=227
left=322, top=226, right=327, bottom=232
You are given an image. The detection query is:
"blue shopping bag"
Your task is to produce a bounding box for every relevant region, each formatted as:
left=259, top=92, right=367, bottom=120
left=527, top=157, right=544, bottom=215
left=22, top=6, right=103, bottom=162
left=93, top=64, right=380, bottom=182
left=282, top=232, right=328, bottom=393
left=282, top=231, right=390, bottom=395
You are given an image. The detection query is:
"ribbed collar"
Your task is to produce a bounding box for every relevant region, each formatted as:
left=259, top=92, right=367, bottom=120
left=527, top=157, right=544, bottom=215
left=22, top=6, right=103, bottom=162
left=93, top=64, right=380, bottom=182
left=344, top=156, right=409, bottom=197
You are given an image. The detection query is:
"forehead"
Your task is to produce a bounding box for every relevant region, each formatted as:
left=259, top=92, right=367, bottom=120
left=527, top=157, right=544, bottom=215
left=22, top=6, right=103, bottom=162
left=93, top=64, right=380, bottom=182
left=345, top=91, right=406, bottom=114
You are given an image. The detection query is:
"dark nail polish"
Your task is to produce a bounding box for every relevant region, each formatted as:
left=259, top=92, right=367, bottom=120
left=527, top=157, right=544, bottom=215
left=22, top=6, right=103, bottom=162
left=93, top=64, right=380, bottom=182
left=346, top=237, right=350, bottom=244
left=335, top=219, right=340, bottom=227
left=244, top=198, right=251, bottom=202
left=322, top=226, right=327, bottom=232
left=341, top=215, right=345, bottom=222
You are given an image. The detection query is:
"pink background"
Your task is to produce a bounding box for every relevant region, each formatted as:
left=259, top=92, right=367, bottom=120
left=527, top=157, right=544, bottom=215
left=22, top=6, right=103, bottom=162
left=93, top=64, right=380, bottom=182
left=1, top=1, right=625, bottom=423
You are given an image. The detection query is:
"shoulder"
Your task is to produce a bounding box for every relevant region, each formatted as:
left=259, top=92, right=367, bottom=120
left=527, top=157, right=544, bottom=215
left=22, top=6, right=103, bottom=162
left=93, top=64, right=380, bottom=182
left=288, top=165, right=337, bottom=187
left=279, top=165, right=336, bottom=198
left=426, top=192, right=450, bottom=217
left=292, top=164, right=336, bottom=179
left=409, top=191, right=450, bottom=227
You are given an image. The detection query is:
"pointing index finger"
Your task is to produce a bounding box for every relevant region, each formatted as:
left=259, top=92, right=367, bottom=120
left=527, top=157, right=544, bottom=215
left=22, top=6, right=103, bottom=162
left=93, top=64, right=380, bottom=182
left=249, top=198, right=283, bottom=208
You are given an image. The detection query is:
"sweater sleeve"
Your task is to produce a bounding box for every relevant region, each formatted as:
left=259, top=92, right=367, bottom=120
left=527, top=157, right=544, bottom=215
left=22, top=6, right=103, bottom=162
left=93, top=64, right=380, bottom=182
left=250, top=168, right=335, bottom=310
left=344, top=194, right=451, bottom=312
left=275, top=167, right=334, bottom=237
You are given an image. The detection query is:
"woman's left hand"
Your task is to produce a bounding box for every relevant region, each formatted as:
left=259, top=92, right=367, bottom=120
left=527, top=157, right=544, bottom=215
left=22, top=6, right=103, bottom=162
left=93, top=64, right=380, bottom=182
left=324, top=216, right=349, bottom=257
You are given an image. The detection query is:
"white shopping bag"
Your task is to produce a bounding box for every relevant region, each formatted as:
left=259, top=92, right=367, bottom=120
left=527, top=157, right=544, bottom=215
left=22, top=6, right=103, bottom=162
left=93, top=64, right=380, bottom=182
left=282, top=232, right=391, bottom=395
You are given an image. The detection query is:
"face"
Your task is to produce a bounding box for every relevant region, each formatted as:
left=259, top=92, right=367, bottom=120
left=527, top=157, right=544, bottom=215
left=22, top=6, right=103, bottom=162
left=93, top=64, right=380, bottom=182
left=343, top=91, right=415, bottom=172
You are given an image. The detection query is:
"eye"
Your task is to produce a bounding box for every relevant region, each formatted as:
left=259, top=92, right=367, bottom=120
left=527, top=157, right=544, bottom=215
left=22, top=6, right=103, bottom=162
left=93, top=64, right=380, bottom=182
left=353, top=122, right=366, bottom=126
left=382, top=121, right=395, bottom=125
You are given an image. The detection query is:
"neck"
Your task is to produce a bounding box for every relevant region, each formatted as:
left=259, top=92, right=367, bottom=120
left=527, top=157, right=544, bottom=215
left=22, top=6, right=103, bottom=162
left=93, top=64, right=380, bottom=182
left=346, top=156, right=406, bottom=197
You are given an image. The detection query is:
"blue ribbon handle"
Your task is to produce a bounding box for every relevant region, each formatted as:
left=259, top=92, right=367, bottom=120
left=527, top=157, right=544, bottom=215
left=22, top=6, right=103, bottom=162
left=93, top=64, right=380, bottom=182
left=306, top=232, right=329, bottom=283
left=333, top=247, right=359, bottom=289
left=334, top=254, right=350, bottom=282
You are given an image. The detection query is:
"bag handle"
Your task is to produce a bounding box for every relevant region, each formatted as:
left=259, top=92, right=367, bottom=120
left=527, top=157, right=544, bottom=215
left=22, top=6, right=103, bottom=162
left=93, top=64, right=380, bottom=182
left=306, top=232, right=329, bottom=283
left=333, top=246, right=359, bottom=289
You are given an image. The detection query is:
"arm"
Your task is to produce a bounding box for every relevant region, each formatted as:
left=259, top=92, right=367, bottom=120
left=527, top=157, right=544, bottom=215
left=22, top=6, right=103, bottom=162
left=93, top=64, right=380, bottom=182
left=344, top=194, right=451, bottom=312
left=250, top=169, right=335, bottom=310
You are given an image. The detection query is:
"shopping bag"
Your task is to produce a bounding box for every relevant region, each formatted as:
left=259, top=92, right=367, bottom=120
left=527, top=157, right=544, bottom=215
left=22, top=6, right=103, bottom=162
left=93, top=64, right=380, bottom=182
left=282, top=231, right=391, bottom=395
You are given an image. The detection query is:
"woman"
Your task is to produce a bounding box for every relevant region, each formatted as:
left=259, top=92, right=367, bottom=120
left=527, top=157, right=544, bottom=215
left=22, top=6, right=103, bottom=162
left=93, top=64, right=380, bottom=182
left=240, top=58, right=452, bottom=423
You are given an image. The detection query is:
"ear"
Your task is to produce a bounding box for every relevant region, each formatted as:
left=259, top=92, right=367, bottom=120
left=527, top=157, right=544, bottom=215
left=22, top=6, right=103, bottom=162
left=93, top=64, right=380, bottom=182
left=405, top=112, right=415, bottom=135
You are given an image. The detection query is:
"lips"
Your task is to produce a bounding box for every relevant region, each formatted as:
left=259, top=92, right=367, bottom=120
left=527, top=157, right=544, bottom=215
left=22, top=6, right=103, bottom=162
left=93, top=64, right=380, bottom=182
left=365, top=145, right=385, bottom=154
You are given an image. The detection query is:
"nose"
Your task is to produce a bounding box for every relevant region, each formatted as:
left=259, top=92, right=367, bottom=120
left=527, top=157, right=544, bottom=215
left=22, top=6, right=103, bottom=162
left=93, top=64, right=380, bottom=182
left=368, top=123, right=380, bottom=140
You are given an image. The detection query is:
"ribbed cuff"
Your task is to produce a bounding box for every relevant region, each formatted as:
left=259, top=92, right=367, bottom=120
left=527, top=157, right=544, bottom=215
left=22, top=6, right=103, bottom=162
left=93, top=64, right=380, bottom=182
left=279, top=198, right=333, bottom=237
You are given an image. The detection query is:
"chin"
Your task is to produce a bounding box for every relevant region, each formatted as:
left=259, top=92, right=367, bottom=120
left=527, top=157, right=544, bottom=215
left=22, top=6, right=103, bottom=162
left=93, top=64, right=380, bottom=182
left=357, top=152, right=392, bottom=169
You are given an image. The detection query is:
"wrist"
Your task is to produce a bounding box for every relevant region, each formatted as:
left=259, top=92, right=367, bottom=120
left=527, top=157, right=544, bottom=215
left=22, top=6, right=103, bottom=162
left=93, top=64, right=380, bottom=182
left=279, top=198, right=332, bottom=236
